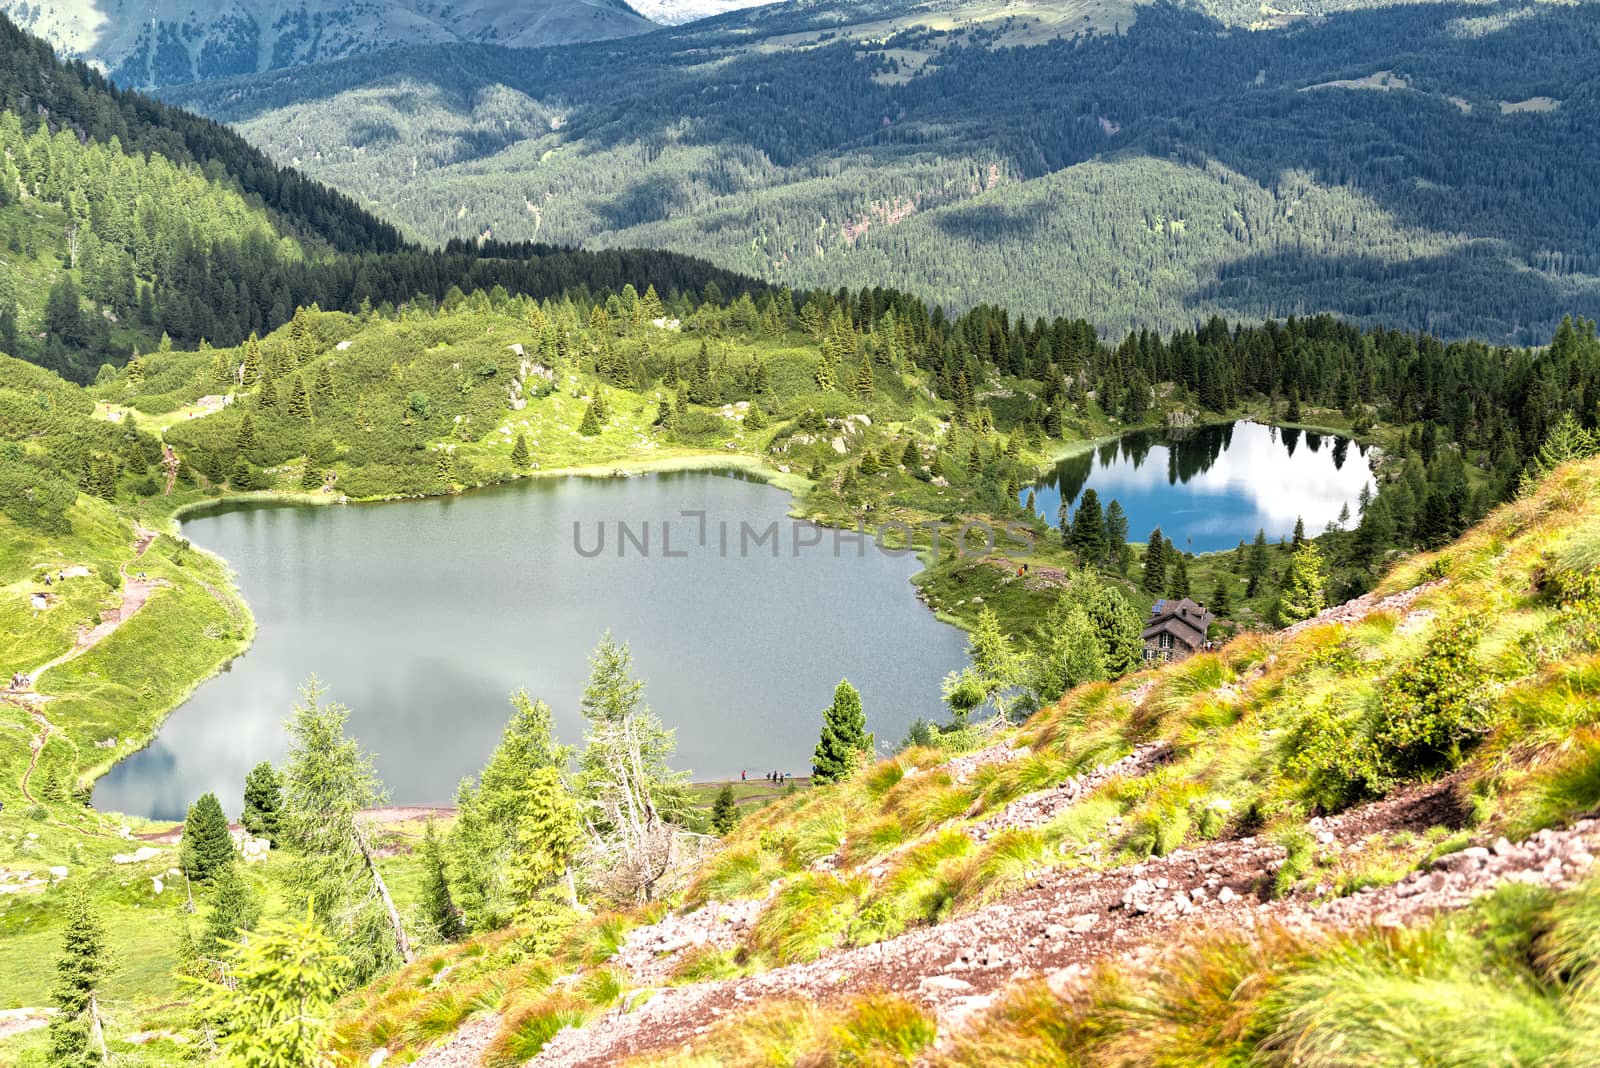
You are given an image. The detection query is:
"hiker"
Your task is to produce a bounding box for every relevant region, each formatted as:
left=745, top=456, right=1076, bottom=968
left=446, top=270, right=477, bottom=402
left=740, top=770, right=746, bottom=781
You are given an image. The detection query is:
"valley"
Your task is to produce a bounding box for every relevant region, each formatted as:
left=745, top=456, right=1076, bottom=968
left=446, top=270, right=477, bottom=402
left=1, top=4, right=1599, bottom=1067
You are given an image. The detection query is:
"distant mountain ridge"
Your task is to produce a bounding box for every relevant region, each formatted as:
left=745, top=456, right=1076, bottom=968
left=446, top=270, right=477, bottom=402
left=0, top=0, right=660, bottom=86
left=162, top=0, right=1600, bottom=343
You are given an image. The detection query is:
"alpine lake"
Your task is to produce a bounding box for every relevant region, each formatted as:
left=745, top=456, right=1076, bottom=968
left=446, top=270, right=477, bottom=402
left=95, top=420, right=1375, bottom=819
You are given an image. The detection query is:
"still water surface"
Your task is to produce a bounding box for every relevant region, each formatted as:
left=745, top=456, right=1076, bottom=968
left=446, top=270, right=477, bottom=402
left=94, top=472, right=969, bottom=819
left=1023, top=422, right=1375, bottom=554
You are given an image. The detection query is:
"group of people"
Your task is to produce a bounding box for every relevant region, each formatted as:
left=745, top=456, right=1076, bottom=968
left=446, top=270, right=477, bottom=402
left=740, top=770, right=793, bottom=785
left=7, top=671, right=29, bottom=691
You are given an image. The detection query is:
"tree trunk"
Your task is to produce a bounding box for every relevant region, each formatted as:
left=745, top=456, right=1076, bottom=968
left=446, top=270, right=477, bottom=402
left=89, top=992, right=108, bottom=1063
left=353, top=818, right=413, bottom=963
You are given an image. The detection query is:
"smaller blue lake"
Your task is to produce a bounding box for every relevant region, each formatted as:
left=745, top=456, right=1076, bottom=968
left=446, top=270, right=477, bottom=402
left=1021, top=422, right=1376, bottom=553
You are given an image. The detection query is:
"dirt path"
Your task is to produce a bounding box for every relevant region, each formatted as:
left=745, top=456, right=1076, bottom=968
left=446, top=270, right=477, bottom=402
left=9, top=528, right=163, bottom=800
left=520, top=781, right=1597, bottom=1067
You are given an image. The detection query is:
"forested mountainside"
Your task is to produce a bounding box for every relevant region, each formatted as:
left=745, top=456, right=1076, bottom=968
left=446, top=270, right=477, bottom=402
left=0, top=0, right=655, bottom=88
left=0, top=12, right=759, bottom=380
left=170, top=0, right=1600, bottom=341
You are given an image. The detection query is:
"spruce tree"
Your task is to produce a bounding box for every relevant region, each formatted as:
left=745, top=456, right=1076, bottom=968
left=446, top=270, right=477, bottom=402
left=1070, top=489, right=1107, bottom=563
left=1167, top=552, right=1192, bottom=599
left=235, top=410, right=256, bottom=453
left=182, top=792, right=235, bottom=883
left=852, top=358, right=875, bottom=398
left=419, top=818, right=464, bottom=941
left=241, top=762, right=282, bottom=842
left=811, top=679, right=868, bottom=785
left=711, top=783, right=739, bottom=835
left=901, top=439, right=920, bottom=469
left=510, top=432, right=530, bottom=467
left=299, top=459, right=321, bottom=491
left=287, top=374, right=312, bottom=421
left=315, top=362, right=335, bottom=401
left=859, top=447, right=881, bottom=476
left=1104, top=500, right=1129, bottom=570
left=49, top=887, right=109, bottom=1068
left=1292, top=516, right=1308, bottom=547
left=1141, top=527, right=1167, bottom=594
left=1211, top=576, right=1233, bottom=618
left=579, top=401, right=602, bottom=436
left=1246, top=528, right=1271, bottom=597
left=744, top=404, right=768, bottom=431
left=201, top=862, right=261, bottom=960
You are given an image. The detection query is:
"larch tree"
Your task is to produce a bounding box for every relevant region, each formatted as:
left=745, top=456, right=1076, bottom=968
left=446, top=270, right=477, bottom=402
left=1278, top=542, right=1328, bottom=624
left=811, top=679, right=870, bottom=784
left=575, top=632, right=693, bottom=904
left=279, top=677, right=408, bottom=982
left=188, top=909, right=348, bottom=1068
left=449, top=691, right=572, bottom=930
left=419, top=818, right=464, bottom=942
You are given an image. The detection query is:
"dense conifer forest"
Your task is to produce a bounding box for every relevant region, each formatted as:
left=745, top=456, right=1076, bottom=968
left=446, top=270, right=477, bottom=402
left=166, top=0, right=1600, bottom=340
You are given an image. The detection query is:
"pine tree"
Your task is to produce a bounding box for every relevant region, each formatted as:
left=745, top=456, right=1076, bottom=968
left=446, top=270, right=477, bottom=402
left=241, top=762, right=282, bottom=842
left=48, top=887, right=108, bottom=1068
left=1141, top=527, right=1167, bottom=594
left=299, top=458, right=321, bottom=491
left=744, top=405, right=768, bottom=431
left=182, top=792, right=235, bottom=883
left=201, top=862, right=261, bottom=960
left=510, top=432, right=530, bottom=467
left=711, top=783, right=739, bottom=835
left=229, top=458, right=255, bottom=491
left=859, top=447, right=881, bottom=476
left=579, top=401, right=602, bottom=436
left=901, top=439, right=920, bottom=469
left=811, top=679, right=869, bottom=784
left=1277, top=542, right=1327, bottom=624
left=1291, top=516, right=1308, bottom=548
left=419, top=818, right=464, bottom=941
left=435, top=450, right=452, bottom=486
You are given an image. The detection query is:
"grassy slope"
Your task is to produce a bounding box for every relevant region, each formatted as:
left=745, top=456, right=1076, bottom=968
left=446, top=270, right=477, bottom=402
left=324, top=455, right=1600, bottom=1066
